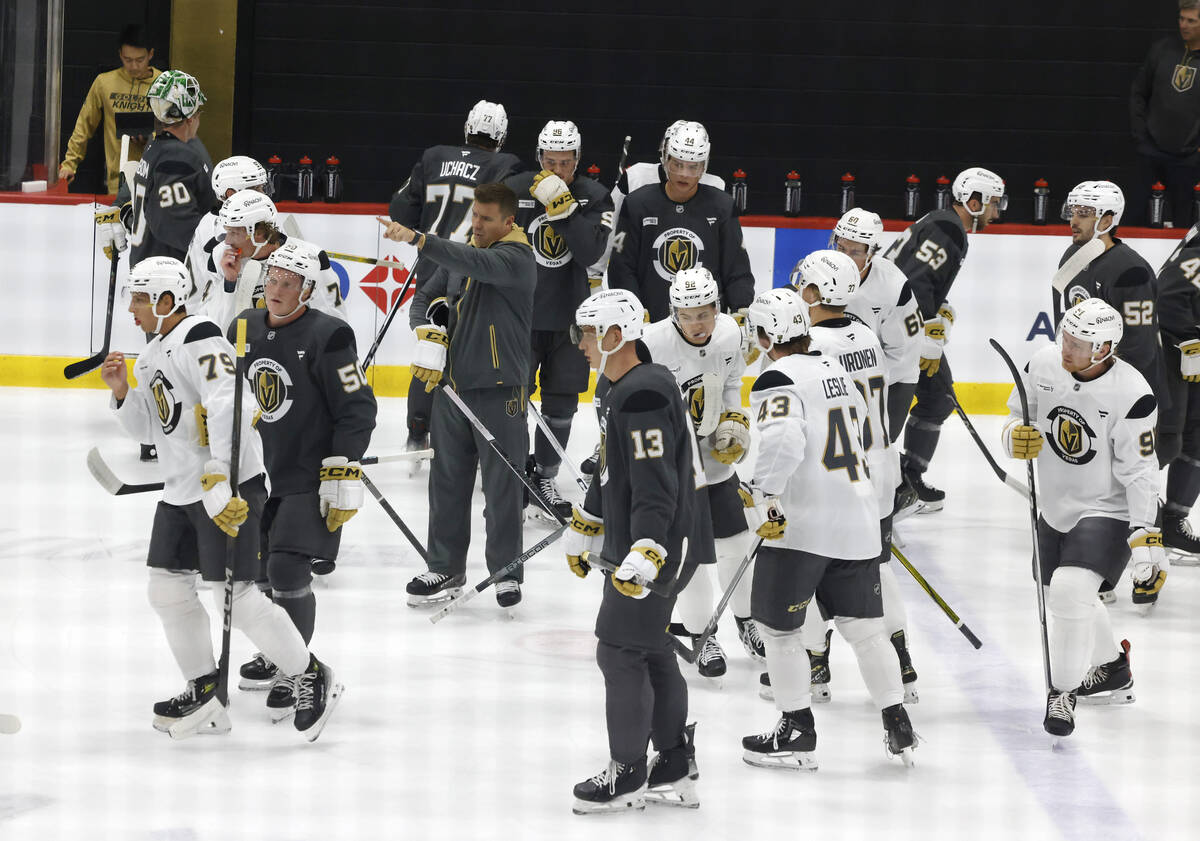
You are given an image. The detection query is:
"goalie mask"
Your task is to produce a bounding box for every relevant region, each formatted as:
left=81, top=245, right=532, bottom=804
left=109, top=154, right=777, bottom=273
left=220, top=189, right=278, bottom=256
left=147, top=70, right=206, bottom=125
left=464, top=100, right=508, bottom=148
left=789, top=249, right=860, bottom=307
left=125, top=256, right=191, bottom=333
left=748, top=287, right=810, bottom=348
left=212, top=156, right=267, bottom=199
left=1059, top=297, right=1123, bottom=369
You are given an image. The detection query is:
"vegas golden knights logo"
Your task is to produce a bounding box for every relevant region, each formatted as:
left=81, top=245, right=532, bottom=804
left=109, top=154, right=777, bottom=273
left=247, top=357, right=294, bottom=422
left=255, top=369, right=284, bottom=414
left=149, top=371, right=181, bottom=434
left=1174, top=63, right=1197, bottom=92
left=1046, top=405, right=1097, bottom=465
left=660, top=237, right=697, bottom=274
left=689, top=386, right=705, bottom=428
left=529, top=214, right=571, bottom=269
left=1057, top=417, right=1082, bottom=455
left=506, top=387, right=525, bottom=418
left=536, top=223, right=567, bottom=261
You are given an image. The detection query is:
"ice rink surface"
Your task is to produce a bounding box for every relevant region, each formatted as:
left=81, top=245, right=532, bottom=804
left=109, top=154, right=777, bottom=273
left=2, top=386, right=1198, bottom=841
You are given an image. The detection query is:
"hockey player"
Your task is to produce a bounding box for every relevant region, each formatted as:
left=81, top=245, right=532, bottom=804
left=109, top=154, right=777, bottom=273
left=1155, top=224, right=1200, bottom=562
left=98, top=256, right=340, bottom=741
left=186, top=155, right=268, bottom=305
left=831, top=208, right=923, bottom=442
left=386, top=183, right=536, bottom=609
left=504, top=120, right=613, bottom=519
left=739, top=286, right=915, bottom=770
left=640, top=267, right=760, bottom=677
left=235, top=241, right=377, bottom=718
left=608, top=121, right=755, bottom=321
left=1000, top=298, right=1161, bottom=738
left=882, top=166, right=1005, bottom=512
left=563, top=288, right=700, bottom=813
left=387, top=100, right=522, bottom=457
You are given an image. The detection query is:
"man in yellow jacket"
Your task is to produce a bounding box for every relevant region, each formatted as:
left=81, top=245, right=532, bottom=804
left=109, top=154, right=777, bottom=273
left=58, top=25, right=161, bottom=194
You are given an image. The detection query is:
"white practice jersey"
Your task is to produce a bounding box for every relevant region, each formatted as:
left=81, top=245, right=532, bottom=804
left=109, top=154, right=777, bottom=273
left=185, top=210, right=222, bottom=311
left=810, top=318, right=897, bottom=516
left=588, top=161, right=727, bottom=281
left=1004, top=345, right=1159, bottom=532
left=111, top=315, right=265, bottom=506
left=844, top=256, right=922, bottom=386
left=749, top=351, right=881, bottom=559
left=641, top=313, right=746, bottom=484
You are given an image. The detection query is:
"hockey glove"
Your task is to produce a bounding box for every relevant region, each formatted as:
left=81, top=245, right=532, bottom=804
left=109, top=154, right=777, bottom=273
left=918, top=318, right=946, bottom=377
left=564, top=507, right=603, bottom=578
left=1002, top=419, right=1043, bottom=460
left=95, top=205, right=127, bottom=261
left=733, top=309, right=761, bottom=365
left=737, top=482, right=786, bottom=541
left=530, top=170, right=577, bottom=220
left=1129, top=527, right=1167, bottom=598
left=613, top=538, right=666, bottom=599
left=426, top=296, right=450, bottom=329
left=1180, top=340, right=1200, bottom=383
left=711, top=411, right=751, bottom=464
left=318, top=456, right=363, bottom=532
left=412, top=325, right=448, bottom=392
left=937, top=303, right=956, bottom=344
left=200, top=460, right=249, bottom=537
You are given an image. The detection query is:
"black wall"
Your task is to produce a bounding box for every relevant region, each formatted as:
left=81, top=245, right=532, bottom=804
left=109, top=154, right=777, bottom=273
left=240, top=1, right=1168, bottom=219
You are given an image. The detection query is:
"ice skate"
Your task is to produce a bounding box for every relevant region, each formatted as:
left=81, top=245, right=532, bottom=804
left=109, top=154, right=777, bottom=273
left=882, top=703, right=916, bottom=767
left=742, top=709, right=818, bottom=771
left=1076, top=639, right=1135, bottom=706
left=1043, top=689, right=1077, bottom=743
left=808, top=628, right=832, bottom=703
left=694, top=634, right=727, bottom=681
left=152, top=671, right=230, bottom=739
left=890, top=630, right=919, bottom=704
left=495, top=579, right=521, bottom=616
left=267, top=675, right=296, bottom=723
left=525, top=457, right=572, bottom=524
left=405, top=432, right=430, bottom=478
left=904, top=470, right=945, bottom=514
left=572, top=757, right=647, bottom=814
left=1163, top=513, right=1200, bottom=566
left=293, top=656, right=342, bottom=743
left=646, top=723, right=699, bottom=808
left=580, top=442, right=601, bottom=477
left=735, top=615, right=766, bottom=662
left=238, top=652, right=277, bottom=691
left=406, top=571, right=466, bottom=606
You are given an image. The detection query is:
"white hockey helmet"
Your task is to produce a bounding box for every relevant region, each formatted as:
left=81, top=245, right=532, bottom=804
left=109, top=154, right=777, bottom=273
left=789, top=249, right=860, bottom=307
left=831, top=207, right=884, bottom=252
left=953, top=166, right=1007, bottom=216
left=659, top=119, right=688, bottom=155
left=1062, top=180, right=1125, bottom=238
left=669, top=267, right=721, bottom=311
left=125, top=256, right=191, bottom=330
left=662, top=121, right=710, bottom=172
left=212, top=156, right=267, bottom=198
left=537, top=120, right=581, bottom=156
left=1059, top=297, right=1123, bottom=367
left=220, top=189, right=278, bottom=253
left=464, top=100, right=508, bottom=148
left=265, top=239, right=327, bottom=316
left=147, top=70, right=206, bottom=125
left=748, top=287, right=810, bottom=347
left=573, top=289, right=646, bottom=376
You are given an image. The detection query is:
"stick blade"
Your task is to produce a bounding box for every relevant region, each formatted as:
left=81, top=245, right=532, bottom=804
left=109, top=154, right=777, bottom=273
left=64, top=353, right=105, bottom=380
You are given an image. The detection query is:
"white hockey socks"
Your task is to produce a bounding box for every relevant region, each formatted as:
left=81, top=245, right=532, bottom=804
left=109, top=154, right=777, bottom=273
left=209, top=581, right=309, bottom=677
left=675, top=564, right=714, bottom=634
left=800, top=600, right=830, bottom=653
left=1046, top=567, right=1102, bottom=692
left=147, top=569, right=216, bottom=679
left=879, top=561, right=909, bottom=638
left=761, top=624, right=812, bottom=712
left=836, top=616, right=904, bottom=709
left=715, top=534, right=754, bottom=619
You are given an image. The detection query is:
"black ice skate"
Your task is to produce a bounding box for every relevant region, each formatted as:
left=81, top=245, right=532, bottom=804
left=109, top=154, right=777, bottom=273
left=572, top=757, right=647, bottom=814
left=694, top=634, right=727, bottom=679
left=1163, top=513, right=1200, bottom=566
left=293, top=656, right=343, bottom=743
left=882, top=703, right=916, bottom=767
left=152, top=671, right=230, bottom=739
left=904, top=470, right=945, bottom=513
left=1044, top=689, right=1077, bottom=741
left=646, top=722, right=699, bottom=808
left=808, top=628, right=833, bottom=703
left=1076, top=639, right=1135, bottom=706
left=266, top=675, right=296, bottom=723
left=495, top=579, right=522, bottom=610
left=580, top=442, right=601, bottom=476
left=890, top=630, right=919, bottom=704
left=406, top=571, right=466, bottom=606
left=238, top=652, right=278, bottom=691
left=735, top=615, right=766, bottom=662
left=743, top=708, right=818, bottom=771
left=525, top=457, right=572, bottom=524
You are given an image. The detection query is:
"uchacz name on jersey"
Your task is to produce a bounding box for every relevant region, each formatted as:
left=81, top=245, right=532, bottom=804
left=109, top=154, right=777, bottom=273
left=438, top=161, right=481, bottom=181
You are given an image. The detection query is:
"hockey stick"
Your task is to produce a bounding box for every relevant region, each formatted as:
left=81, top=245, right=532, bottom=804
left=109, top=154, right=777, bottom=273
left=990, top=339, right=1051, bottom=691
left=64, top=249, right=119, bottom=379
left=951, top=395, right=1030, bottom=500
left=580, top=550, right=692, bottom=660
left=0, top=713, right=20, bottom=734
left=669, top=536, right=763, bottom=664
left=429, top=522, right=570, bottom=623
left=327, top=250, right=408, bottom=271
left=86, top=447, right=434, bottom=496
left=889, top=544, right=983, bottom=649
left=216, top=318, right=248, bottom=708
left=527, top=399, right=589, bottom=493
left=361, top=471, right=428, bottom=561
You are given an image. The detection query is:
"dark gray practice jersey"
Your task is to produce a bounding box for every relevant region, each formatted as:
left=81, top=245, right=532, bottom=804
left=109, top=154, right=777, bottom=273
left=505, top=171, right=613, bottom=330
left=608, top=183, right=755, bottom=321
left=388, top=144, right=523, bottom=242
left=1056, top=239, right=1169, bottom=407
left=237, top=307, right=377, bottom=498
left=1155, top=232, right=1200, bottom=349
left=129, top=132, right=215, bottom=265
left=881, top=208, right=968, bottom=318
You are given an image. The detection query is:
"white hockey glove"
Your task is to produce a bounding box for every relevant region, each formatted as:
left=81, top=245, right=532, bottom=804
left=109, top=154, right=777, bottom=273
left=1129, top=528, right=1167, bottom=599
left=1180, top=340, right=1200, bottom=383
left=612, top=538, right=667, bottom=599
left=318, top=456, right=363, bottom=532
left=564, top=507, right=603, bottom=578
left=1001, top=418, right=1043, bottom=460
left=530, top=170, right=577, bottom=220
left=737, top=482, right=786, bottom=540
left=200, top=460, right=249, bottom=537
left=919, top=318, right=946, bottom=377
left=733, top=308, right=761, bottom=366
left=711, top=410, right=751, bottom=464
left=94, top=205, right=127, bottom=261
left=936, top=302, right=956, bottom=344
left=412, top=325, right=448, bottom=392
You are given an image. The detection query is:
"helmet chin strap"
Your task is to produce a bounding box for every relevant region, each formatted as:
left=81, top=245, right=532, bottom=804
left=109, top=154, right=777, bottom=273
left=1091, top=215, right=1115, bottom=241
left=276, top=284, right=314, bottom=320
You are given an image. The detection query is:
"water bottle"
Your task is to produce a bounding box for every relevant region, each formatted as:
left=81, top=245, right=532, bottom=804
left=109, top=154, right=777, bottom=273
left=934, top=175, right=951, bottom=211
left=784, top=170, right=802, bottom=217
left=323, top=155, right=342, bottom=203
left=1149, top=181, right=1166, bottom=228
left=839, top=172, right=856, bottom=215
left=264, top=154, right=282, bottom=198
left=586, top=163, right=601, bottom=182
left=296, top=155, right=314, bottom=203
left=731, top=169, right=748, bottom=215
left=903, top=174, right=921, bottom=220
left=1033, top=178, right=1050, bottom=225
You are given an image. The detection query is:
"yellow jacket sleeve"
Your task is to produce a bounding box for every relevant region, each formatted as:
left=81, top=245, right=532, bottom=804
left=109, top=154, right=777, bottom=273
left=61, top=77, right=105, bottom=174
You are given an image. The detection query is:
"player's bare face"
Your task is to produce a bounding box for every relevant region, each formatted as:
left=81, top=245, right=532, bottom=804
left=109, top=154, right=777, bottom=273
left=978, top=197, right=1002, bottom=229
left=1068, top=207, right=1098, bottom=245
left=540, top=150, right=578, bottom=184
left=224, top=225, right=252, bottom=254
left=1181, top=9, right=1200, bottom=45
left=119, top=46, right=154, bottom=80
left=1060, top=332, right=1108, bottom=375
left=575, top=325, right=620, bottom=369
left=471, top=202, right=512, bottom=248
left=675, top=304, right=717, bottom=344
left=264, top=267, right=308, bottom=321
left=127, top=291, right=170, bottom=334
left=664, top=157, right=702, bottom=201
left=834, top=237, right=871, bottom=273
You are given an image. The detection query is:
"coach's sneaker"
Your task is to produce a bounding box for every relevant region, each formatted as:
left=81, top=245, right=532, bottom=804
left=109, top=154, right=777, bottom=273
left=293, top=656, right=342, bottom=742
left=406, top=571, right=466, bottom=606
left=152, top=671, right=230, bottom=739
left=238, top=652, right=278, bottom=691
left=1163, top=513, right=1200, bottom=565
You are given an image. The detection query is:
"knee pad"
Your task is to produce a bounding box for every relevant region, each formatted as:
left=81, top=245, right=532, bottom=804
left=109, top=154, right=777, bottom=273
left=267, top=551, right=314, bottom=592
left=539, top=392, right=579, bottom=422
left=209, top=580, right=275, bottom=630
left=1047, top=566, right=1103, bottom=621
left=834, top=615, right=887, bottom=647
left=147, top=568, right=200, bottom=613
left=759, top=623, right=806, bottom=654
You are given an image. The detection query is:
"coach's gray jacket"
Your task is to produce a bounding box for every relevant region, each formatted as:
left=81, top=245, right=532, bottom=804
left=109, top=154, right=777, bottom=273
left=414, top=227, right=536, bottom=391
